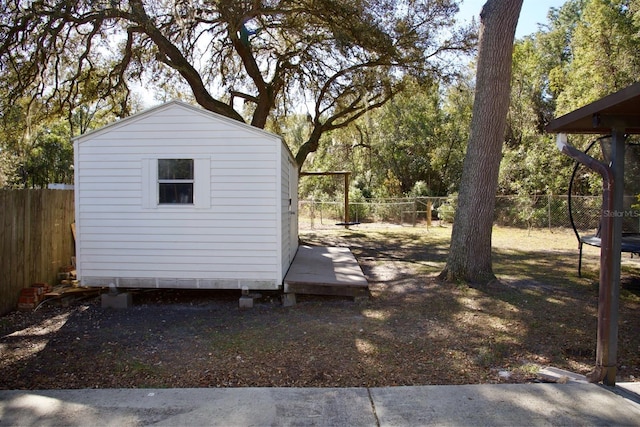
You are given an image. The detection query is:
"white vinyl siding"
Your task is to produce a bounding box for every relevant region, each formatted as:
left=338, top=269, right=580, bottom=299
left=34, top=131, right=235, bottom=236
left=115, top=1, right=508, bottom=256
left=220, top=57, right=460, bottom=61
left=74, top=102, right=296, bottom=290
left=280, top=145, right=298, bottom=275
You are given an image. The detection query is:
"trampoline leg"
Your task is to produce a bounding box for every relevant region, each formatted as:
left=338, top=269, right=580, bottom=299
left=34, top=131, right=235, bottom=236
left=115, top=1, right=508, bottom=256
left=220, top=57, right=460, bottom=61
left=578, top=242, right=583, bottom=277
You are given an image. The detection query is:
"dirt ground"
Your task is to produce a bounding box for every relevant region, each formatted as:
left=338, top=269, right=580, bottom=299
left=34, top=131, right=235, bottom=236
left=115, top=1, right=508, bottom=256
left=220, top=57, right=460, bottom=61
left=1, top=225, right=639, bottom=389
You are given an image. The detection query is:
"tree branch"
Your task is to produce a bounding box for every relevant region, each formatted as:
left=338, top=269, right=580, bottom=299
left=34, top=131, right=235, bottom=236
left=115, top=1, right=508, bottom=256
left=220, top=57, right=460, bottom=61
left=129, top=0, right=245, bottom=122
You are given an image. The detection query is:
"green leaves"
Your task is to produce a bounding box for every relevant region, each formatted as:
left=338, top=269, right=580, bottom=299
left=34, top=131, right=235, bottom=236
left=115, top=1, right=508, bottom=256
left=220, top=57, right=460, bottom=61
left=553, top=0, right=640, bottom=114
left=1, top=0, right=475, bottom=172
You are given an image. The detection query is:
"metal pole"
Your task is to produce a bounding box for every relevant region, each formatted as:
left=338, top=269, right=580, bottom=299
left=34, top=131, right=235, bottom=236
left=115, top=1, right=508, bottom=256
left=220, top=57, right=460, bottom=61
left=344, top=173, right=350, bottom=228
left=599, top=128, right=624, bottom=386
left=555, top=134, right=617, bottom=385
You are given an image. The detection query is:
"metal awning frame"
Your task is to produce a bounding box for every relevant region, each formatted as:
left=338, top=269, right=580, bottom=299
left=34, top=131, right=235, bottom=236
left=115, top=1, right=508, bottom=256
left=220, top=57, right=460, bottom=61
left=547, top=82, right=640, bottom=386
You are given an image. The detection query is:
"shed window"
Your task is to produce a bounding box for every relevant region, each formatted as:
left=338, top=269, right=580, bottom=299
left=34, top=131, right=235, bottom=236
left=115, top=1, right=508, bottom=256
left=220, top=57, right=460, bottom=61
left=158, top=159, right=194, bottom=204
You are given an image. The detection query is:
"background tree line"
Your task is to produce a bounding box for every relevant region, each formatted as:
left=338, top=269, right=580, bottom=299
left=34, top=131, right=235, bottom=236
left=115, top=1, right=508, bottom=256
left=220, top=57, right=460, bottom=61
left=295, top=0, right=640, bottom=203
left=1, top=0, right=639, bottom=197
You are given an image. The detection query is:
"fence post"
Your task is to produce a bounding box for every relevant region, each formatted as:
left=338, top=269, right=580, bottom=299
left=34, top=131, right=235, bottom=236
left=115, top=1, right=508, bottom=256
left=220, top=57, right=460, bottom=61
left=310, top=199, right=315, bottom=229
left=548, top=193, right=552, bottom=231
left=413, top=199, right=417, bottom=227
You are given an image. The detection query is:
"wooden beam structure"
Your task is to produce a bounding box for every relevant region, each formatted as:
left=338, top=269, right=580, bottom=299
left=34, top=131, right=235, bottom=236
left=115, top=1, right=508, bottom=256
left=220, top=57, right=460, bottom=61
left=300, top=171, right=356, bottom=228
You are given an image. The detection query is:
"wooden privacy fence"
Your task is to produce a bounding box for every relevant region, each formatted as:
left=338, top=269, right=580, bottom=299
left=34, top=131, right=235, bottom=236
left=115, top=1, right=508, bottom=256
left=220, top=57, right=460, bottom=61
left=0, top=189, right=75, bottom=315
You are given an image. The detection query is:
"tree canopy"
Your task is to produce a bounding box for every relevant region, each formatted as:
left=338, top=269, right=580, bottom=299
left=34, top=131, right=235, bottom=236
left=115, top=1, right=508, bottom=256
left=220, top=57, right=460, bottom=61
left=4, top=0, right=640, bottom=207
left=0, top=0, right=475, bottom=170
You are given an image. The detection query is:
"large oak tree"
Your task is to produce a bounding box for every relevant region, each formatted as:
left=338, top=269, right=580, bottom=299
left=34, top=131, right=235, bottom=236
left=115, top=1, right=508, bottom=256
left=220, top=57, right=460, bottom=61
left=0, top=0, right=474, bottom=168
left=439, top=0, right=522, bottom=284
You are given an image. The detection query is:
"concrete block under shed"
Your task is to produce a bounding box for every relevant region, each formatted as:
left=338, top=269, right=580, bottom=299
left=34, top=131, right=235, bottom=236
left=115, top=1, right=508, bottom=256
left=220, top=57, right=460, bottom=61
left=238, top=292, right=263, bottom=309
left=239, top=296, right=254, bottom=309
left=281, top=293, right=296, bottom=307
left=101, top=292, right=132, bottom=309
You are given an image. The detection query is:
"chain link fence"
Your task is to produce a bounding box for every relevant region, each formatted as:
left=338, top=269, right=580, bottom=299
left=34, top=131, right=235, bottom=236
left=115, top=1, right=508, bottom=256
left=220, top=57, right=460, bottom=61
left=298, top=195, right=621, bottom=231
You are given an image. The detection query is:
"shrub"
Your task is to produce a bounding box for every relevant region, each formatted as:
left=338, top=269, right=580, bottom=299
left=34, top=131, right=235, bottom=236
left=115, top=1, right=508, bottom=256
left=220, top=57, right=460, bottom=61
left=437, top=194, right=457, bottom=223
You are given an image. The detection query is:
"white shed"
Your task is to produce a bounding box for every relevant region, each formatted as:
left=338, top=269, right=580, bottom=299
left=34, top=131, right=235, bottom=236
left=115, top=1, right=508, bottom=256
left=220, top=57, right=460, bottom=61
left=73, top=101, right=298, bottom=291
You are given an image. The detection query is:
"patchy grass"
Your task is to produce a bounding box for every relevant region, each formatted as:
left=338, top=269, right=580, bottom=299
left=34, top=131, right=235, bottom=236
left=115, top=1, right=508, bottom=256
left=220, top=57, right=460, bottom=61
left=301, top=224, right=639, bottom=383
left=0, top=225, right=638, bottom=389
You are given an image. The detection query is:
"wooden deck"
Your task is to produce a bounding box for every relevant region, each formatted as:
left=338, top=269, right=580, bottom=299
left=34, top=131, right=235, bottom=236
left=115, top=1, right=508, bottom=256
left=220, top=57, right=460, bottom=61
left=283, top=246, right=369, bottom=297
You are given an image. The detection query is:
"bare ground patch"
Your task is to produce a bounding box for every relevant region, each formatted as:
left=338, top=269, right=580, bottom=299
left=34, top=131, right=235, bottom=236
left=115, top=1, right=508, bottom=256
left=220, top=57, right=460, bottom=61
left=1, top=226, right=638, bottom=389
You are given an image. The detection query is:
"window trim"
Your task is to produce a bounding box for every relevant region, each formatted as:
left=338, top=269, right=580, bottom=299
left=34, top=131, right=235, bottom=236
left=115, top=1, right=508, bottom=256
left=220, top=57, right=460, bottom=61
left=142, top=157, right=211, bottom=210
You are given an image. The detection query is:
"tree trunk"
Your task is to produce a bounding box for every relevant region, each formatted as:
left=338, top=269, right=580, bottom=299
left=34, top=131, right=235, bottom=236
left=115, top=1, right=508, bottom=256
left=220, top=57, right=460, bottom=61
left=294, top=125, right=324, bottom=170
left=439, top=0, right=523, bottom=284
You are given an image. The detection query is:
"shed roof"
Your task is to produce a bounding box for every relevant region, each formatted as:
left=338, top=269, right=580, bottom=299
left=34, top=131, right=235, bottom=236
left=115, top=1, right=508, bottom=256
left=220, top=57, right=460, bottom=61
left=546, top=82, right=640, bottom=134
left=73, top=100, right=283, bottom=143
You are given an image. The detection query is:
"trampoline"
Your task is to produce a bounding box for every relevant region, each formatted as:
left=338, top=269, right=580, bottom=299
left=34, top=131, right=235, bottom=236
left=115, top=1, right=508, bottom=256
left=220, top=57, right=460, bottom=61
left=568, top=135, right=640, bottom=276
